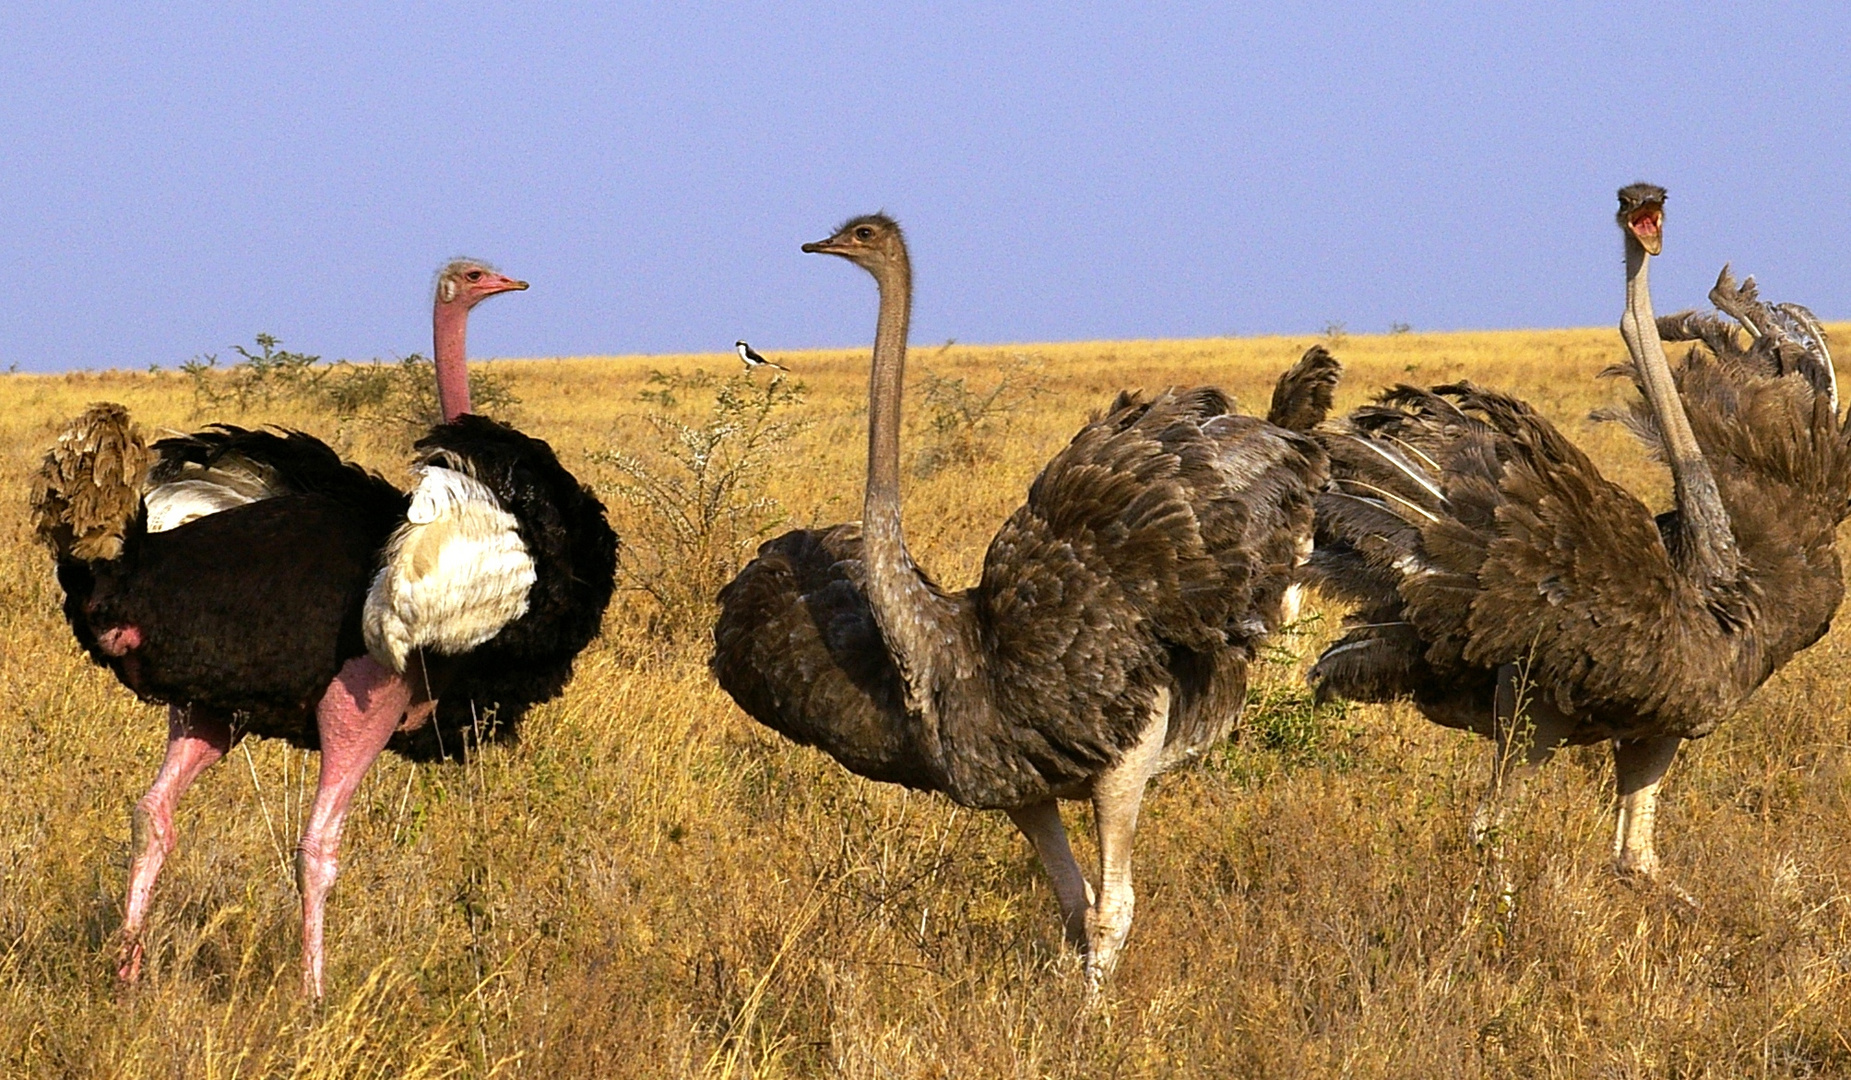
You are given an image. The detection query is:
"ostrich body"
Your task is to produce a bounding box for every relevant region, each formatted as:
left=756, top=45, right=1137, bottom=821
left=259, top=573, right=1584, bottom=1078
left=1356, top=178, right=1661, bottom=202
left=711, top=214, right=1333, bottom=983
left=32, top=261, right=615, bottom=996
left=1306, top=184, right=1850, bottom=880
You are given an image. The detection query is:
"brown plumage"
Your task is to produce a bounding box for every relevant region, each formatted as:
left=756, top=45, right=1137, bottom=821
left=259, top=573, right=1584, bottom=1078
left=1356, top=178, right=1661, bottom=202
left=1307, top=183, right=1851, bottom=882
left=30, top=403, right=152, bottom=563
left=712, top=213, right=1333, bottom=987
left=1267, top=345, right=1343, bottom=431
left=1653, top=265, right=1837, bottom=410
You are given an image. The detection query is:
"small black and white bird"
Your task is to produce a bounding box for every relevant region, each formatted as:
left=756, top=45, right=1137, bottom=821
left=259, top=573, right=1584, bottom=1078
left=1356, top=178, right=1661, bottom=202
left=736, top=340, right=789, bottom=372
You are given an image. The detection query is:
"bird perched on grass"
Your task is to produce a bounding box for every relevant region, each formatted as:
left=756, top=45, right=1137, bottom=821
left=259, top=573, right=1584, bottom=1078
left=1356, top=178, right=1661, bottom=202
left=736, top=340, right=789, bottom=372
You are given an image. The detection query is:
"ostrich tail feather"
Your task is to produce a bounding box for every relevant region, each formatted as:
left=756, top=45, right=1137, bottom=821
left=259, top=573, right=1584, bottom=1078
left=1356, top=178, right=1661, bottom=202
left=30, top=403, right=151, bottom=562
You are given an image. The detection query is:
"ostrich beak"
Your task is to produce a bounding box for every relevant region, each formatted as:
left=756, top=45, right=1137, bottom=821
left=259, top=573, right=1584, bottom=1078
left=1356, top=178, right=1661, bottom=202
left=802, top=238, right=843, bottom=255
left=488, top=276, right=530, bottom=294
left=1627, top=206, right=1664, bottom=256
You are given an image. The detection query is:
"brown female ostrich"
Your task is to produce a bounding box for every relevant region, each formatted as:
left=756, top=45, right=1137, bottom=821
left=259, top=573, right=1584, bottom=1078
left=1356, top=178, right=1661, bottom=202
left=32, top=261, right=615, bottom=996
left=711, top=214, right=1336, bottom=985
left=1306, top=184, right=1850, bottom=882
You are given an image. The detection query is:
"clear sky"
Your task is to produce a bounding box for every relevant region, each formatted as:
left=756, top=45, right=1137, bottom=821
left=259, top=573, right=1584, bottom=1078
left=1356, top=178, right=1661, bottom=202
left=2, top=2, right=1846, bottom=372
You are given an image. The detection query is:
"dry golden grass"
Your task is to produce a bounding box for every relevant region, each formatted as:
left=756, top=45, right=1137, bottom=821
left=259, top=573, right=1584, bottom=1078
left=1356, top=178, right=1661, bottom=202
left=3, top=326, right=1851, bottom=1077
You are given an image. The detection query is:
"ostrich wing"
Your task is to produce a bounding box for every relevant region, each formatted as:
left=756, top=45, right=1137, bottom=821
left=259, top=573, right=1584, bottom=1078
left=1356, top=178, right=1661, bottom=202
left=1452, top=386, right=1729, bottom=727
left=1313, top=384, right=1732, bottom=734
left=145, top=426, right=403, bottom=534
left=711, top=524, right=930, bottom=789
left=368, top=414, right=615, bottom=759
left=364, top=465, right=537, bottom=672
left=981, top=387, right=1326, bottom=765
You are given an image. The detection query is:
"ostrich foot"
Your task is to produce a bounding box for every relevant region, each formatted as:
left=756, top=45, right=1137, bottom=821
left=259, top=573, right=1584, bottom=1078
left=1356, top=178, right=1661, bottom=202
left=1614, top=854, right=1699, bottom=912
left=1083, top=892, right=1136, bottom=993
left=1611, top=735, right=1687, bottom=908
left=115, top=935, right=146, bottom=985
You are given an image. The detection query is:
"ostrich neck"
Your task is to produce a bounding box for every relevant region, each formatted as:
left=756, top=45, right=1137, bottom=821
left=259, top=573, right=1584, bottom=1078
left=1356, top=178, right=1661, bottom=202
left=1620, top=243, right=1738, bottom=586
left=861, top=252, right=959, bottom=706
left=433, top=302, right=472, bottom=423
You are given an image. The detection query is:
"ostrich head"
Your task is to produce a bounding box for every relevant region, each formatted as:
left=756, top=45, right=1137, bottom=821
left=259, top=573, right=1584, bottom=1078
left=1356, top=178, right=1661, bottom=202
left=802, top=214, right=907, bottom=274
left=1618, top=183, right=1666, bottom=256
left=434, top=259, right=528, bottom=310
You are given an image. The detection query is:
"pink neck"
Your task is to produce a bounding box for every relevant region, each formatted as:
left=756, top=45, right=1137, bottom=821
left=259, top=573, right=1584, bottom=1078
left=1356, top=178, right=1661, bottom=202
left=433, top=301, right=472, bottom=422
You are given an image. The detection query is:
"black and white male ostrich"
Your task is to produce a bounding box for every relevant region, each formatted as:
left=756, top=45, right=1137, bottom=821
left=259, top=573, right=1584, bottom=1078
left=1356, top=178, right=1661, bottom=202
left=1306, top=184, right=1850, bottom=882
left=31, top=260, right=616, bottom=996
left=711, top=214, right=1336, bottom=985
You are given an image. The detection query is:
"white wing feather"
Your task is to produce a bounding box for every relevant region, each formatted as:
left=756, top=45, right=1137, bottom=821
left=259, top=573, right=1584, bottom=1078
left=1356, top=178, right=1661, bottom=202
left=143, top=453, right=283, bottom=533
left=363, top=466, right=537, bottom=672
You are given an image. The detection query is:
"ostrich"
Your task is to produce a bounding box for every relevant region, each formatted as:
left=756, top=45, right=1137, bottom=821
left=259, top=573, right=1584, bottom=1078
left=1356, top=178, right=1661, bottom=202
left=711, top=214, right=1336, bottom=986
left=31, top=260, right=616, bottom=996
left=1306, top=184, right=1850, bottom=883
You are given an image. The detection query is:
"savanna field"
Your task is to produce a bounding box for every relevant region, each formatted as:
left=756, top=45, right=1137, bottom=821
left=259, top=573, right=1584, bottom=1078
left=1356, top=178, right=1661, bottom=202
left=3, top=327, right=1850, bottom=1078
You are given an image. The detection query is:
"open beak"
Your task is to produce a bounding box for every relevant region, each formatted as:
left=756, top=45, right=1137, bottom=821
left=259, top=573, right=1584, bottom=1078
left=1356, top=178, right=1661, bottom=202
left=1628, top=207, right=1664, bottom=256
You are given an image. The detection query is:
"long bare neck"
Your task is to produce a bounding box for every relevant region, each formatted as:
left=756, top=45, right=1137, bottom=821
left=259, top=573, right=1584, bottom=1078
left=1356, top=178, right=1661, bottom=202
left=860, top=249, right=958, bottom=702
left=1620, top=242, right=1737, bottom=585
left=433, top=301, right=472, bottom=423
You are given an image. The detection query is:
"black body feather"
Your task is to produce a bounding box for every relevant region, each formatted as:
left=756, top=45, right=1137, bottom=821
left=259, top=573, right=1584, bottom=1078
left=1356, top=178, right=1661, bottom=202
left=55, top=426, right=408, bottom=748
left=392, top=414, right=618, bottom=760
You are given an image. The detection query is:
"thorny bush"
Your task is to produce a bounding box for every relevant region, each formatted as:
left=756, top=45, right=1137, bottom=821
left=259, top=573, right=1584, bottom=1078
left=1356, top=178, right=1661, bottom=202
left=595, top=370, right=812, bottom=641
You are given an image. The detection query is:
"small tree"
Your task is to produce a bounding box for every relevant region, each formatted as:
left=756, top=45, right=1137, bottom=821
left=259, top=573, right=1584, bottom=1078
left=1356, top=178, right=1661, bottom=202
left=182, top=333, right=326, bottom=413
left=912, top=354, right=1047, bottom=477
left=595, top=371, right=811, bottom=640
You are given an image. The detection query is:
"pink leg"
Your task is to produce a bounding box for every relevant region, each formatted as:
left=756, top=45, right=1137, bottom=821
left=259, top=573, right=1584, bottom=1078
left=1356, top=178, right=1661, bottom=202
left=298, top=656, right=411, bottom=998
left=120, top=705, right=239, bottom=983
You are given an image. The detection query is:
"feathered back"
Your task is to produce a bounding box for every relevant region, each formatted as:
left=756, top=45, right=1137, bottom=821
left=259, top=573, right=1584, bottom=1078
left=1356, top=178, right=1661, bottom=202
left=1267, top=346, right=1343, bottom=432
left=981, top=386, right=1328, bottom=776
left=31, top=403, right=152, bottom=562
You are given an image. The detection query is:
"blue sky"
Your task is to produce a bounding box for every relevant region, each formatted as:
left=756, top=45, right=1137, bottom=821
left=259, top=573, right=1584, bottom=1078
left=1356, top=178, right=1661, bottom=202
left=2, top=2, right=1846, bottom=371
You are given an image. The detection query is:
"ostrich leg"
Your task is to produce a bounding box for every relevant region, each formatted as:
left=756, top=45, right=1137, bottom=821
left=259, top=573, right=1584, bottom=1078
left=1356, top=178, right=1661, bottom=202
left=1471, top=664, right=1575, bottom=848
left=119, top=705, right=240, bottom=982
left=1084, top=687, right=1171, bottom=990
left=1611, top=735, right=1682, bottom=879
left=298, top=656, right=413, bottom=998
left=1007, top=800, right=1094, bottom=950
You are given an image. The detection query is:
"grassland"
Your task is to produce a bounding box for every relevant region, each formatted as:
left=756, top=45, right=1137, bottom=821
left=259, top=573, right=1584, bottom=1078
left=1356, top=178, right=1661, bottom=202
left=2, top=325, right=1849, bottom=1078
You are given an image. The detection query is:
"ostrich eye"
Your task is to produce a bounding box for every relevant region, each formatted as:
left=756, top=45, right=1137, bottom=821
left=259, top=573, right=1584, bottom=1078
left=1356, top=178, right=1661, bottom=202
left=854, top=226, right=874, bottom=240
left=466, top=270, right=484, bottom=282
